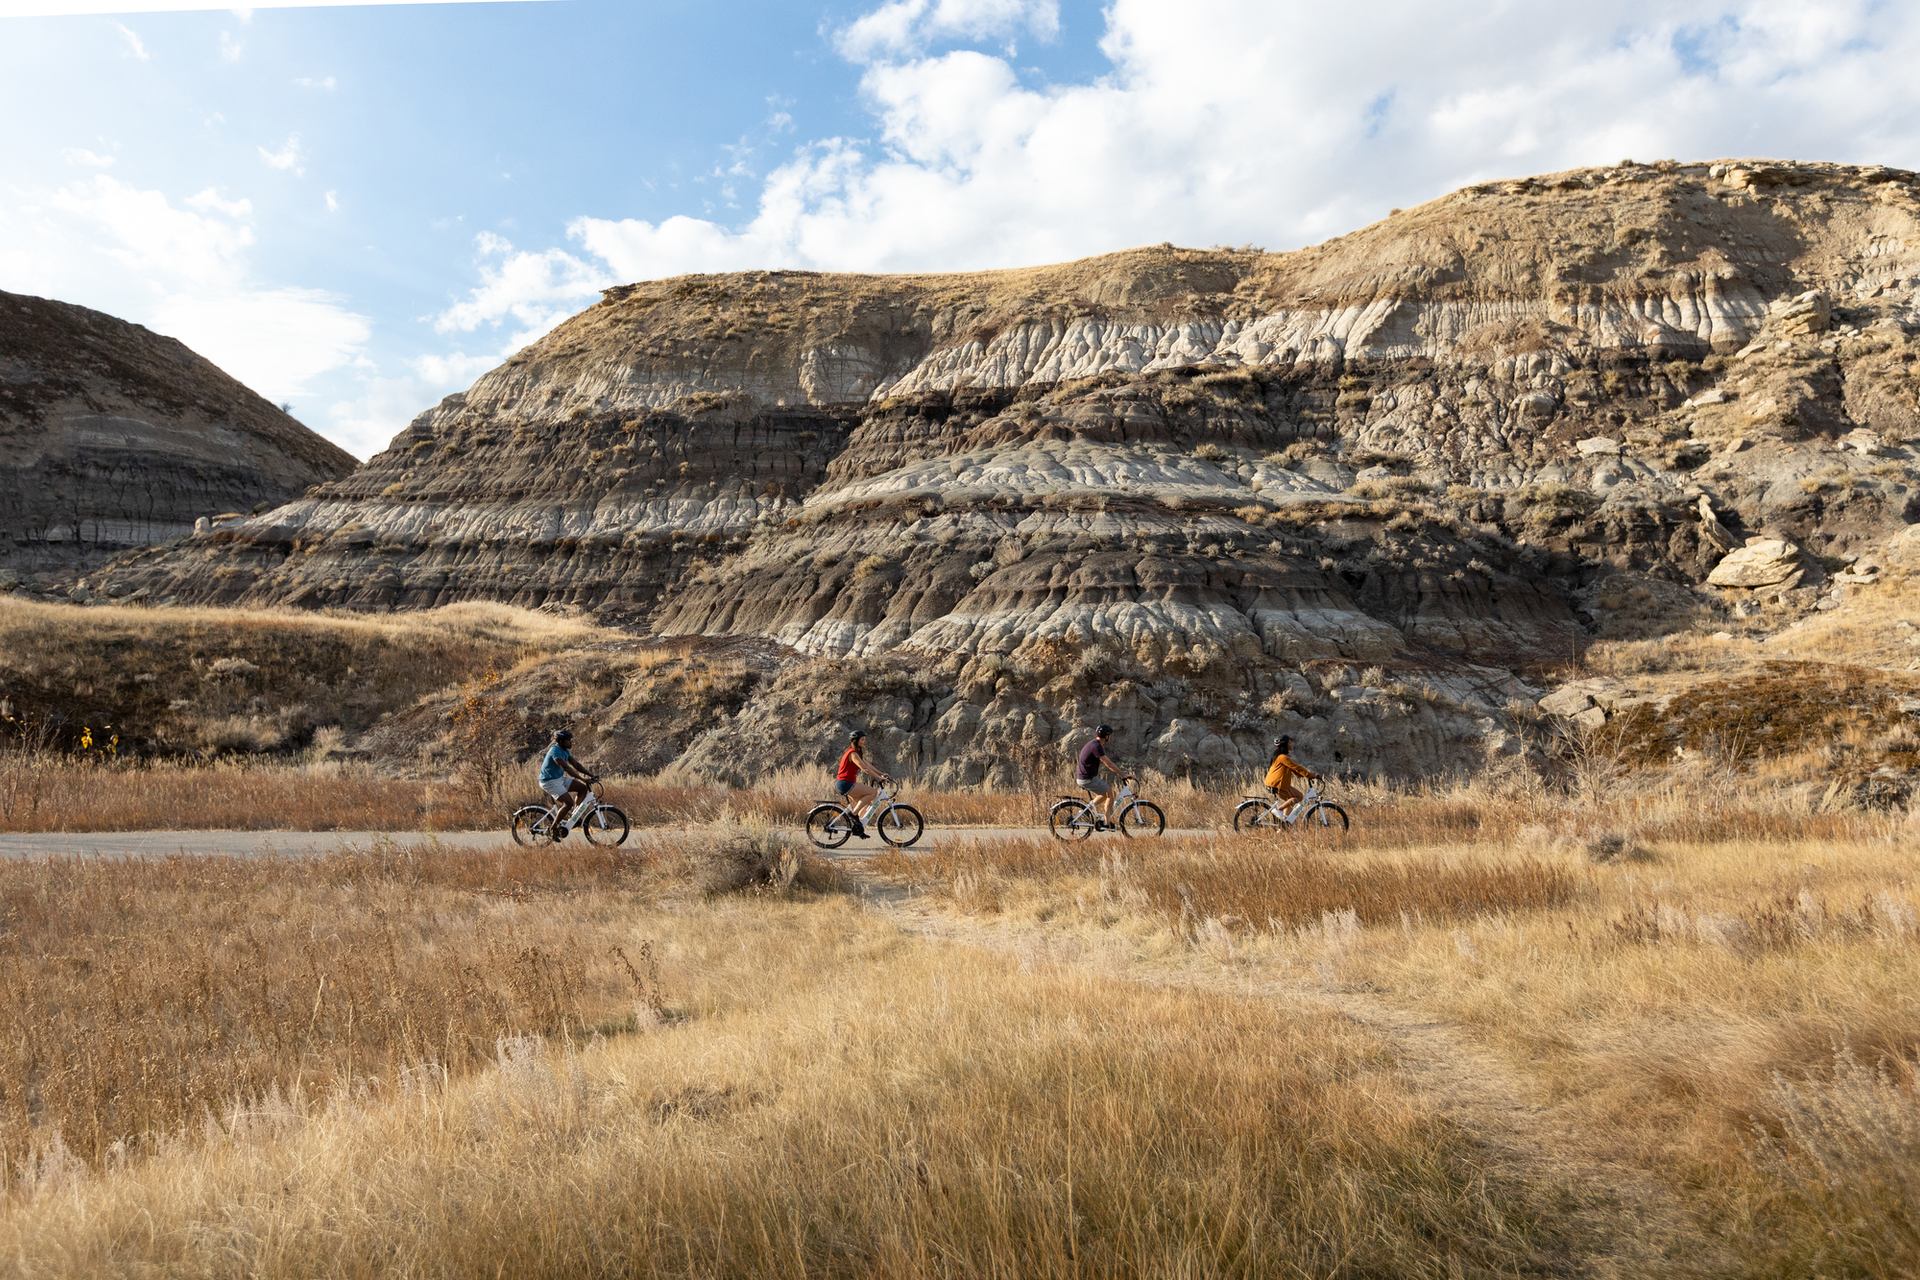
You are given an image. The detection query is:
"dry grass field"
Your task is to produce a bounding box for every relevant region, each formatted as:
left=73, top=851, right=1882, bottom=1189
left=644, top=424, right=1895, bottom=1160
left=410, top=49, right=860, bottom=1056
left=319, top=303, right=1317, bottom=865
left=0, top=826, right=1566, bottom=1279
left=4, top=670, right=1919, bottom=1274
left=869, top=775, right=1920, bottom=1277
left=0, top=829, right=850, bottom=1181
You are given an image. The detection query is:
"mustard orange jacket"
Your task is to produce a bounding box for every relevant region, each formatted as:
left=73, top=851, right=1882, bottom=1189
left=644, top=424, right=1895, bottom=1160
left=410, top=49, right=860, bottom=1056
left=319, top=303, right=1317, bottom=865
left=1264, top=753, right=1314, bottom=790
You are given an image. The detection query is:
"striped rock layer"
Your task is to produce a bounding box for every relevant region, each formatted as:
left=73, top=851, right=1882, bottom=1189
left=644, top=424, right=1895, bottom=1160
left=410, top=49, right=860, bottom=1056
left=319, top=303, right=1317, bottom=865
left=2, top=291, right=357, bottom=585
left=94, top=160, right=1920, bottom=781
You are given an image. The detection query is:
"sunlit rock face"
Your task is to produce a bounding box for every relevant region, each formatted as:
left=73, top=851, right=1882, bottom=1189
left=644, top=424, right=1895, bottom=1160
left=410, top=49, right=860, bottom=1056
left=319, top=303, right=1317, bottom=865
left=94, top=160, right=1920, bottom=781
left=0, top=291, right=356, bottom=586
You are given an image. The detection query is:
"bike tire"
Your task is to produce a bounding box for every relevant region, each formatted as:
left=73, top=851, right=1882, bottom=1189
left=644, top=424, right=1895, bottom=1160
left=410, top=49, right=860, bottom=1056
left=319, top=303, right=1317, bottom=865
left=1048, top=799, right=1094, bottom=841
left=877, top=803, right=924, bottom=848
left=583, top=805, right=631, bottom=847
left=1232, top=799, right=1273, bottom=833
left=805, top=803, right=853, bottom=850
left=510, top=805, right=555, bottom=846
left=1118, top=800, right=1166, bottom=838
left=1300, top=802, right=1351, bottom=834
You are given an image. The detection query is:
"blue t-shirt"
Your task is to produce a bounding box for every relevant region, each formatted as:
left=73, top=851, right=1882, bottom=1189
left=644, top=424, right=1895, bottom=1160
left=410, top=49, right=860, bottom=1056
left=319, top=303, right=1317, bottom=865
left=538, top=745, right=571, bottom=782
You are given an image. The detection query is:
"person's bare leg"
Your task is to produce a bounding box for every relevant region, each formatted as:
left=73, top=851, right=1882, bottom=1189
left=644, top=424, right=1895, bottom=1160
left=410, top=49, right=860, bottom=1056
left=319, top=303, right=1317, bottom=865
left=1278, top=784, right=1302, bottom=817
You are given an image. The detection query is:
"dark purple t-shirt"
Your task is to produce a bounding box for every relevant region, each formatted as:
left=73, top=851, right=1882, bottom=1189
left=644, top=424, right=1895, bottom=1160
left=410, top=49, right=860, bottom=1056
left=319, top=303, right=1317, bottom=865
left=1075, top=738, right=1105, bottom=780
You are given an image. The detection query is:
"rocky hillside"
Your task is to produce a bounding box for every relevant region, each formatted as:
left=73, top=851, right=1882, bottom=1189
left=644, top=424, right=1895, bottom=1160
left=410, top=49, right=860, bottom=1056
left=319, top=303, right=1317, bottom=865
left=94, top=160, right=1920, bottom=783
left=1, top=291, right=356, bottom=586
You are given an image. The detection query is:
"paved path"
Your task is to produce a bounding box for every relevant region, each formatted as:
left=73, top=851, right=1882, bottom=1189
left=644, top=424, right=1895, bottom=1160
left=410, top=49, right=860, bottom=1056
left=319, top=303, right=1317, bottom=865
left=0, top=824, right=1213, bottom=859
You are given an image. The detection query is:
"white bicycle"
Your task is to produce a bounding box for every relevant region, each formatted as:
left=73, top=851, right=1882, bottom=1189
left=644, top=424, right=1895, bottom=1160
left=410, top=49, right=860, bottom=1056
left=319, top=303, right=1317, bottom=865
left=1049, top=775, right=1166, bottom=840
left=1232, top=780, right=1350, bottom=835
left=806, top=783, right=925, bottom=849
left=510, top=781, right=631, bottom=846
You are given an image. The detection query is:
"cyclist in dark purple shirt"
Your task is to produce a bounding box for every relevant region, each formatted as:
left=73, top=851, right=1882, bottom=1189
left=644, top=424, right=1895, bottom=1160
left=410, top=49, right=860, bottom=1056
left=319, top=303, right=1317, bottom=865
left=1074, top=724, right=1127, bottom=830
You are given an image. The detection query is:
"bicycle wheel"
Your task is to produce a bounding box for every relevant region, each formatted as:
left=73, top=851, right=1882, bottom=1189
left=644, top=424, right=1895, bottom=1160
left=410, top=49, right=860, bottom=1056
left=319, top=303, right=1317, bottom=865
left=583, top=805, right=631, bottom=847
left=510, top=805, right=555, bottom=845
left=805, top=803, right=853, bottom=849
left=876, top=803, right=924, bottom=848
left=1117, top=800, right=1166, bottom=838
left=1299, top=802, right=1350, bottom=834
left=1232, top=799, right=1274, bottom=833
left=1048, top=799, right=1094, bottom=841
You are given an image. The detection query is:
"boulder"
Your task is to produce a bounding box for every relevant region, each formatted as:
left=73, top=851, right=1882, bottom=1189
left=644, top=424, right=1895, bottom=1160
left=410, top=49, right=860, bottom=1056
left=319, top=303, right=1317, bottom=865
left=1707, top=537, right=1804, bottom=589
left=1538, top=686, right=1598, bottom=718
left=1576, top=436, right=1622, bottom=457
left=1769, top=290, right=1831, bottom=338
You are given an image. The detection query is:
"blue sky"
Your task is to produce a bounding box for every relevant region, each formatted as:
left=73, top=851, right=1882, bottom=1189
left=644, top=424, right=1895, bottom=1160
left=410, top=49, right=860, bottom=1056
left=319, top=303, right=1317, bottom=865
left=5, top=0, right=1920, bottom=458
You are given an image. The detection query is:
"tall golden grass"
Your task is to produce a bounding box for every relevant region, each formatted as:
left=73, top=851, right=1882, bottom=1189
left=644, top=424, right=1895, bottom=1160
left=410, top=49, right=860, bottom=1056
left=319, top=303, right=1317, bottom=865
left=866, top=780, right=1920, bottom=1276
left=0, top=895, right=1559, bottom=1278
left=0, top=827, right=838, bottom=1191
left=0, top=840, right=671, bottom=1181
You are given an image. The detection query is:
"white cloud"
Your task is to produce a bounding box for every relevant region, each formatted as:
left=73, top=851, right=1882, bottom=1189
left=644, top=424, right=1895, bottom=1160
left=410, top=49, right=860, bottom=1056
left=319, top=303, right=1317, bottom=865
left=112, top=21, right=149, bottom=60
left=0, top=175, right=369, bottom=415
left=466, top=0, right=1920, bottom=298
left=324, top=189, right=340, bottom=213
left=61, top=147, right=116, bottom=168
left=257, top=133, right=305, bottom=175
left=838, top=0, right=1058, bottom=61
left=186, top=186, right=253, bottom=218
left=218, top=28, right=243, bottom=61
left=319, top=347, right=510, bottom=458
left=433, top=233, right=609, bottom=336
left=294, top=74, right=338, bottom=90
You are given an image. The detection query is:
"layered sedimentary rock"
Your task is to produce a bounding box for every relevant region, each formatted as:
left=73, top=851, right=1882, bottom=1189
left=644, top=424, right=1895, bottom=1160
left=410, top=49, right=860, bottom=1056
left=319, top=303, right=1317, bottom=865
left=96, top=160, right=1920, bottom=780
left=1, top=292, right=356, bottom=585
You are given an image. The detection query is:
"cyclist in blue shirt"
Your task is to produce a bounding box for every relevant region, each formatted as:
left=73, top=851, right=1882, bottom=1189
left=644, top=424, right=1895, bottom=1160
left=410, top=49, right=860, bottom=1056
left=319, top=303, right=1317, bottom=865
left=537, top=728, right=598, bottom=836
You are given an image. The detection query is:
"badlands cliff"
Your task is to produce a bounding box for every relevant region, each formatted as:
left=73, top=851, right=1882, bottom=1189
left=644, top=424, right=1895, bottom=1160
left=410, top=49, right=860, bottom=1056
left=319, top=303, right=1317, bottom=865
left=1, top=291, right=357, bottom=585
left=93, top=160, right=1920, bottom=782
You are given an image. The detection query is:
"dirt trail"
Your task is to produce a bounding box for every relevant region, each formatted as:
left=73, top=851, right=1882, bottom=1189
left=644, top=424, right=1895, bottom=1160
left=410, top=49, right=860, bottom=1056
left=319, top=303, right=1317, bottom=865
left=841, top=867, right=1718, bottom=1279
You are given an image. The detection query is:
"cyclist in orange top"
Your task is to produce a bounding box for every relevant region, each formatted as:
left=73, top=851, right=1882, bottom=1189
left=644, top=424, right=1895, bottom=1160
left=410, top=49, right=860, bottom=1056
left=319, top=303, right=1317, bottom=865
left=1264, top=735, right=1322, bottom=816
left=834, top=729, right=894, bottom=840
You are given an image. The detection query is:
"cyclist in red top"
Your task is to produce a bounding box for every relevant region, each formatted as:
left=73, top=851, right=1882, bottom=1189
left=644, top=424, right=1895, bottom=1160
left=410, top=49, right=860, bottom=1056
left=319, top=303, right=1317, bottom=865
left=834, top=729, right=894, bottom=840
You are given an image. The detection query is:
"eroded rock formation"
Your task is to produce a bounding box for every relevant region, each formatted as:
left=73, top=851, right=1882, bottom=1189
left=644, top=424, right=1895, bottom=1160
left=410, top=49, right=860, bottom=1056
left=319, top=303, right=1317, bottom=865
left=1, top=291, right=357, bottom=586
left=94, top=160, right=1920, bottom=781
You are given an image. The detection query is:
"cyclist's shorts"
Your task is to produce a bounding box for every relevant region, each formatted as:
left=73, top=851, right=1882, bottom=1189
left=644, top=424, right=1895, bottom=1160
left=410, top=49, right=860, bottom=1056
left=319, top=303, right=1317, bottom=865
left=540, top=775, right=571, bottom=798
left=1078, top=775, right=1110, bottom=795
left=834, top=778, right=855, bottom=795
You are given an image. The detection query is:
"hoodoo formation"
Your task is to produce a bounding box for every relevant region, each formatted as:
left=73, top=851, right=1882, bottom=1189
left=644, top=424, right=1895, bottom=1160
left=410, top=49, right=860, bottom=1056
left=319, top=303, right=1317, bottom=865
left=90, top=160, right=1920, bottom=781
left=1, top=290, right=357, bottom=587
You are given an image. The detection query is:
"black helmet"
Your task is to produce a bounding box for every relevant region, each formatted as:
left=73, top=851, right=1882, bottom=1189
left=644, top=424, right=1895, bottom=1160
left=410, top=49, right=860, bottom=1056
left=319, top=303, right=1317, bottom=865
left=1273, top=735, right=1292, bottom=754
left=849, top=728, right=866, bottom=743
left=553, top=728, right=573, bottom=745
left=1095, top=723, right=1112, bottom=737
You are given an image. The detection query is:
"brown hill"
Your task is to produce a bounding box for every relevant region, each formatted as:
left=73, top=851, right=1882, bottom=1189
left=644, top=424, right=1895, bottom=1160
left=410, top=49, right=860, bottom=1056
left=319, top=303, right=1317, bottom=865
left=0, top=291, right=357, bottom=586
left=92, top=159, right=1920, bottom=781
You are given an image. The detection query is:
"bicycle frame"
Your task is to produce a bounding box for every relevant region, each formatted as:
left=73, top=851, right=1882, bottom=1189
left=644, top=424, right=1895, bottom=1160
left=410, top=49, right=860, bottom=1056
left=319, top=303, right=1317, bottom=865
left=552, top=787, right=603, bottom=824
left=1070, top=777, right=1135, bottom=822
left=1257, top=781, right=1321, bottom=825
left=826, top=785, right=894, bottom=829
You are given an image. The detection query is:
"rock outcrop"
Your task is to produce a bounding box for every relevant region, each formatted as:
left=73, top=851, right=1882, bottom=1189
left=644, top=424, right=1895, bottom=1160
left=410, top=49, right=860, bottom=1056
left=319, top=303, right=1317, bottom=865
left=1706, top=536, right=1806, bottom=589
left=1, top=292, right=357, bottom=587
left=92, top=159, right=1920, bottom=782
